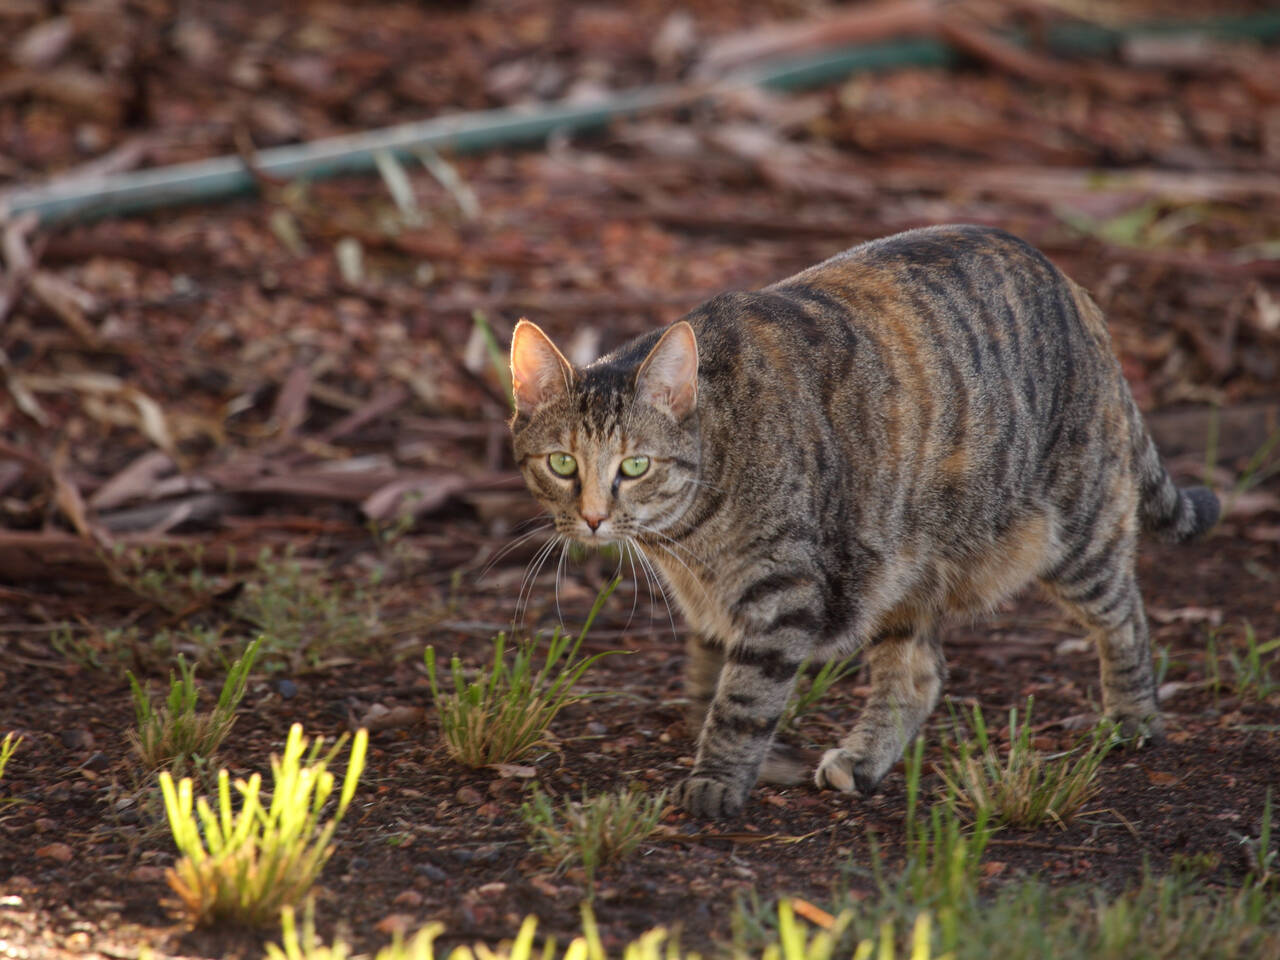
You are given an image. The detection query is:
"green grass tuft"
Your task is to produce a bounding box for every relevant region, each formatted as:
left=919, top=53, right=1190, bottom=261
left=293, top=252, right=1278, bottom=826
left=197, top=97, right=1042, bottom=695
left=159, top=722, right=368, bottom=928
left=269, top=899, right=952, bottom=960
left=521, top=785, right=668, bottom=892
left=934, top=697, right=1116, bottom=830
left=128, top=637, right=259, bottom=772
left=1225, top=624, right=1280, bottom=702
left=425, top=580, right=622, bottom=767
left=0, top=732, right=21, bottom=809
left=233, top=548, right=379, bottom=670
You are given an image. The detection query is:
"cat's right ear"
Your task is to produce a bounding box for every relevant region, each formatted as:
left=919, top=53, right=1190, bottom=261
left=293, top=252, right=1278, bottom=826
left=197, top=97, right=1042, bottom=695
left=510, top=319, right=573, bottom=416
left=636, top=320, right=698, bottom=419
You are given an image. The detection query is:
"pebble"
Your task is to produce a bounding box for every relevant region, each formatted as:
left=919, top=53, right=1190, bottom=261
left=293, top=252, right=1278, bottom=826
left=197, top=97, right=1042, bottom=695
left=375, top=914, right=416, bottom=936
left=455, top=785, right=482, bottom=805
left=65, top=931, right=91, bottom=953
left=473, top=845, right=502, bottom=864
left=37, top=843, right=73, bottom=863
left=475, top=802, right=503, bottom=821
left=277, top=679, right=298, bottom=699
left=414, top=863, right=447, bottom=882
left=60, top=729, right=94, bottom=750
left=393, top=889, right=424, bottom=908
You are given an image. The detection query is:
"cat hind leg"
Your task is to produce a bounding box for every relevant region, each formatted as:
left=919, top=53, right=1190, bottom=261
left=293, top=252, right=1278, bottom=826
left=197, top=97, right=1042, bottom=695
left=1044, top=557, right=1162, bottom=743
left=815, top=624, right=945, bottom=794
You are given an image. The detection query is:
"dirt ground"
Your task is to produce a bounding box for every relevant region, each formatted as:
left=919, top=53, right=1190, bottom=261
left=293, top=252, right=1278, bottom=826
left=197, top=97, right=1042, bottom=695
left=2, top=1, right=1279, bottom=957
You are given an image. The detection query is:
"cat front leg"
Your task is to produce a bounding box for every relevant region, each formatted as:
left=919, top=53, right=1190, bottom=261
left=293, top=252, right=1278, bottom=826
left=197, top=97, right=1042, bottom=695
left=682, top=633, right=724, bottom=733
left=816, top=622, right=945, bottom=795
left=676, top=637, right=808, bottom=817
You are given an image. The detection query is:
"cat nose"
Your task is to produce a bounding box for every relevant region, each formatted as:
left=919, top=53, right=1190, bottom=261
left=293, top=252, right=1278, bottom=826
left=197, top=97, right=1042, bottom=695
left=582, top=512, right=607, bottom=531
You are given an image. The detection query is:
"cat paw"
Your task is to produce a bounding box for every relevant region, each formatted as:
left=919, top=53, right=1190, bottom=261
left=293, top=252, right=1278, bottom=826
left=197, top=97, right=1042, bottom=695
left=675, top=774, right=746, bottom=818
left=815, top=748, right=882, bottom=795
left=1110, top=710, right=1166, bottom=747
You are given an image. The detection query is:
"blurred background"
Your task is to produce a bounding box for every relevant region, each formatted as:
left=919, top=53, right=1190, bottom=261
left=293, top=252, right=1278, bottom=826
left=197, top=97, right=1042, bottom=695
left=2, top=2, right=1280, bottom=955
left=3, top=0, right=1279, bottom=560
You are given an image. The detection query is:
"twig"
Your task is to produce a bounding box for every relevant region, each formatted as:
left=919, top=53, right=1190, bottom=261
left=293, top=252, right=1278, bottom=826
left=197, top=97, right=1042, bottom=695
left=987, top=838, right=1119, bottom=854
left=0, top=212, right=39, bottom=326
left=696, top=0, right=940, bottom=77
left=939, top=17, right=1165, bottom=99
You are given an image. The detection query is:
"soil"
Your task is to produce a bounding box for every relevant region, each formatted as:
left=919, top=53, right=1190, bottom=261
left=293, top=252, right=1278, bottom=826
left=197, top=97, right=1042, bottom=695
left=2, top=1, right=1279, bottom=958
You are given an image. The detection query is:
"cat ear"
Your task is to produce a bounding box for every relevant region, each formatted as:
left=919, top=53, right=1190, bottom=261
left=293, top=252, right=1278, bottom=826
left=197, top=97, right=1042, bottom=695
left=510, top=319, right=573, bottom=414
left=636, top=320, right=698, bottom=418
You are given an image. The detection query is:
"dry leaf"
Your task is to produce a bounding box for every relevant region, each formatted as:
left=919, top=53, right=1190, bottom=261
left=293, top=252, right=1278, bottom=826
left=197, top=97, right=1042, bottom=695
left=490, top=763, right=537, bottom=778
left=790, top=897, right=836, bottom=929
left=124, top=387, right=176, bottom=456
left=88, top=451, right=176, bottom=510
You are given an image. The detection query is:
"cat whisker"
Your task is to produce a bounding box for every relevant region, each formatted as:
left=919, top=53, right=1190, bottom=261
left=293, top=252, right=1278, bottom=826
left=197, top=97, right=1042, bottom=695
left=633, top=520, right=717, bottom=616
left=635, top=519, right=709, bottom=569
left=512, top=537, right=549, bottom=628
left=475, top=522, right=554, bottom=583
left=629, top=538, right=658, bottom=632
left=515, top=534, right=561, bottom=630
left=554, top=536, right=570, bottom=629
left=631, top=539, right=679, bottom=641
left=622, top=539, right=641, bottom=632
left=642, top=538, right=714, bottom=612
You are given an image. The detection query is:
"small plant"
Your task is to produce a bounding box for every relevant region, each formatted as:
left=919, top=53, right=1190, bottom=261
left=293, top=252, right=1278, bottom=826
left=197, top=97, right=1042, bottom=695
left=234, top=548, right=377, bottom=670
left=128, top=637, right=260, bottom=771
left=270, top=898, right=948, bottom=960
left=51, top=621, right=229, bottom=674
left=848, top=735, right=992, bottom=943
left=0, top=732, right=19, bottom=778
left=101, top=542, right=229, bottom=616
left=1171, top=850, right=1222, bottom=879
left=780, top=655, right=860, bottom=731
left=0, top=732, right=21, bottom=807
left=934, top=698, right=1116, bottom=829
left=522, top=785, right=668, bottom=891
left=1226, top=624, right=1280, bottom=702
left=1234, top=789, right=1276, bottom=886
left=1228, top=424, right=1280, bottom=500
left=158, top=722, right=368, bottom=928
left=267, top=898, right=357, bottom=960
left=896, top=737, right=993, bottom=914
left=426, top=580, right=620, bottom=767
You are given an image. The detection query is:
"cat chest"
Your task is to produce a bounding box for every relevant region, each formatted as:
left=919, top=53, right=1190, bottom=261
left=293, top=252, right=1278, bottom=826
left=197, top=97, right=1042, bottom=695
left=649, top=550, right=742, bottom=643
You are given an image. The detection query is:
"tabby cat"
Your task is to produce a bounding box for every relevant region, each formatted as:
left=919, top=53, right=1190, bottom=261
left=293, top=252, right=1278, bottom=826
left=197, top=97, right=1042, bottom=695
left=508, top=225, right=1218, bottom=818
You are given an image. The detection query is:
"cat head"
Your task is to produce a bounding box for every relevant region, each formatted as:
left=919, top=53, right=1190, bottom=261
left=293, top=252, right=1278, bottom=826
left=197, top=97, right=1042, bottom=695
left=508, top=319, right=701, bottom=545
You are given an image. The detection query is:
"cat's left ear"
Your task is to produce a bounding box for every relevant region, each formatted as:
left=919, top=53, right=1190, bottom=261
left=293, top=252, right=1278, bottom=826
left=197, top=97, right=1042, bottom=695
left=636, top=320, right=698, bottom=419
left=510, top=319, right=574, bottom=416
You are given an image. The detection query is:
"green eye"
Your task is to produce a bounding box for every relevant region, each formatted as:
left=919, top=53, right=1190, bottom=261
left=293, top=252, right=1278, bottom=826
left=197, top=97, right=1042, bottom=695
left=548, top=452, right=577, bottom=477
left=619, top=455, right=650, bottom=478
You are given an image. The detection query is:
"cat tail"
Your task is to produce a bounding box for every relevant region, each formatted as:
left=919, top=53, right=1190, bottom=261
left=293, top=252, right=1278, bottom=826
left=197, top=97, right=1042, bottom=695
left=1128, top=395, right=1220, bottom=543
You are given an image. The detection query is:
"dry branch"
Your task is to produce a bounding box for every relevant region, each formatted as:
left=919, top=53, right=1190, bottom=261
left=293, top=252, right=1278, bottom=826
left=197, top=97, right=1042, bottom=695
left=696, top=0, right=940, bottom=76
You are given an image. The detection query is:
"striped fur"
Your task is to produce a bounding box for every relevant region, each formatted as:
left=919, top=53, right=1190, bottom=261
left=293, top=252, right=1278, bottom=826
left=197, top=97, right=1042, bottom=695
left=509, top=225, right=1218, bottom=818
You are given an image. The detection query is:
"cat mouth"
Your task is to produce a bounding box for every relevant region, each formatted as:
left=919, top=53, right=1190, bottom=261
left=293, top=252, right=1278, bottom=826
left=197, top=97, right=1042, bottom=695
left=561, top=522, right=625, bottom=546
